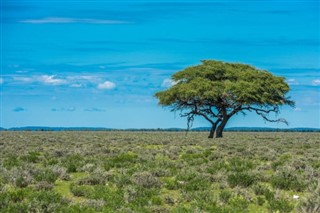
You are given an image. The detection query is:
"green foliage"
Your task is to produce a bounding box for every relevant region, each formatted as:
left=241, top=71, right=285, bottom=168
left=268, top=197, right=294, bottom=213
left=131, top=171, right=161, bottom=189
left=3, top=154, right=21, bottom=169
left=271, top=170, right=306, bottom=191
left=35, top=169, right=58, bottom=183
left=227, top=157, right=255, bottom=172
left=155, top=60, right=294, bottom=137
left=104, top=152, right=138, bottom=170
left=70, top=183, right=93, bottom=197
left=21, top=151, right=41, bottom=163
left=219, top=190, right=232, bottom=203
left=0, top=131, right=319, bottom=212
left=160, top=60, right=292, bottom=106
left=229, top=195, right=250, bottom=210
left=227, top=172, right=256, bottom=187
left=256, top=196, right=265, bottom=206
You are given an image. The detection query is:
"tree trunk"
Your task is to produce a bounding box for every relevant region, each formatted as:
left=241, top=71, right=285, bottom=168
left=215, top=117, right=229, bottom=138
left=208, top=123, right=217, bottom=138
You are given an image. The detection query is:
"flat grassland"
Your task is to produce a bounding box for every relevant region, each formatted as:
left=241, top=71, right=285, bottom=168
left=0, top=131, right=319, bottom=212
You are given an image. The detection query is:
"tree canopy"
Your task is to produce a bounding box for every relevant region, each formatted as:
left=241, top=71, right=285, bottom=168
left=155, top=60, right=294, bottom=138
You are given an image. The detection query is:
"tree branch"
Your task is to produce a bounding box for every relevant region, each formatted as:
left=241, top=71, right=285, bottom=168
left=242, top=106, right=289, bottom=125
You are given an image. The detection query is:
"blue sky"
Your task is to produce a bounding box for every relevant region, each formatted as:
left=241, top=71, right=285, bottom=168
left=1, top=0, right=319, bottom=129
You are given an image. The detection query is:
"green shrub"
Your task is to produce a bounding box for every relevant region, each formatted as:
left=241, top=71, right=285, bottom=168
left=271, top=171, right=305, bottom=191
left=3, top=154, right=21, bottom=169
left=104, top=152, right=138, bottom=170
left=66, top=163, right=77, bottom=173
left=51, top=166, right=70, bottom=180
left=268, top=198, right=294, bottom=213
left=219, top=190, right=232, bottom=203
left=229, top=195, right=250, bottom=211
left=77, top=174, right=106, bottom=185
left=227, top=172, right=256, bottom=187
left=20, top=151, right=40, bottom=163
left=256, top=196, right=265, bottom=206
left=64, top=154, right=85, bottom=173
left=35, top=169, right=58, bottom=183
left=131, top=172, right=161, bottom=189
left=34, top=181, right=54, bottom=191
left=263, top=189, right=275, bottom=201
left=91, top=185, right=124, bottom=209
left=227, top=157, right=255, bottom=172
left=123, top=185, right=138, bottom=203
left=83, top=199, right=106, bottom=211
left=252, top=184, right=269, bottom=196
left=27, top=190, right=66, bottom=212
left=184, top=176, right=211, bottom=191
left=207, top=160, right=226, bottom=174
left=9, top=168, right=33, bottom=188
left=70, top=183, right=93, bottom=197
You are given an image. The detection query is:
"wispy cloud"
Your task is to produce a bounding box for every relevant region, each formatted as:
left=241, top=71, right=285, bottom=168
left=13, top=107, right=26, bottom=112
left=293, top=107, right=302, bottom=112
left=51, top=107, right=76, bottom=112
left=20, top=17, right=132, bottom=24
left=66, top=75, right=101, bottom=83
left=39, top=75, right=67, bottom=85
left=13, top=74, right=105, bottom=88
left=287, top=78, right=299, bottom=85
left=0, top=78, right=3, bottom=84
left=13, top=75, right=67, bottom=85
left=161, top=78, right=177, bottom=88
left=312, top=79, right=320, bottom=86
left=97, top=81, right=116, bottom=90
left=84, top=107, right=106, bottom=112
left=70, top=83, right=84, bottom=88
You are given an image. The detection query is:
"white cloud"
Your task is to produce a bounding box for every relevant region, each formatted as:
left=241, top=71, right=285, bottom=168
left=287, top=78, right=299, bottom=85
left=12, top=74, right=116, bottom=90
left=0, top=78, right=3, bottom=84
left=51, top=107, right=76, bottom=112
left=20, top=17, right=131, bottom=24
left=13, top=75, right=66, bottom=85
left=70, top=83, right=84, bottom=88
left=67, top=75, right=101, bottom=83
left=38, top=75, right=67, bottom=85
left=13, top=76, right=34, bottom=83
left=97, top=81, right=116, bottom=90
left=84, top=107, right=106, bottom=112
left=312, top=79, right=320, bottom=86
left=293, top=107, right=302, bottom=112
left=161, top=78, right=177, bottom=87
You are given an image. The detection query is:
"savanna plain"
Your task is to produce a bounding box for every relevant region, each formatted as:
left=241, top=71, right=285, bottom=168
left=0, top=131, right=319, bottom=213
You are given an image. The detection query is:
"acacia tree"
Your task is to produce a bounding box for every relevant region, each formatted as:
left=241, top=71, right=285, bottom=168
left=155, top=60, right=294, bottom=138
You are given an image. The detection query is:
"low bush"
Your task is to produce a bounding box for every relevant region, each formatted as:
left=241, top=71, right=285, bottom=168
left=229, top=195, right=250, bottom=211
left=83, top=199, right=106, bottom=211
left=34, top=181, right=54, bottom=191
left=70, top=183, right=93, bottom=197
left=34, top=169, right=58, bottom=183
left=268, top=197, right=294, bottom=213
left=271, top=170, right=306, bottom=191
left=3, top=154, right=21, bottom=169
left=131, top=172, right=161, bottom=189
left=219, top=190, right=232, bottom=203
left=227, top=172, right=256, bottom=188
left=77, top=174, right=106, bottom=185
left=21, top=151, right=41, bottom=163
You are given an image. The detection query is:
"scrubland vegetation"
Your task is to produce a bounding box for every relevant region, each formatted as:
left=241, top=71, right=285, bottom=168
left=0, top=131, right=319, bottom=212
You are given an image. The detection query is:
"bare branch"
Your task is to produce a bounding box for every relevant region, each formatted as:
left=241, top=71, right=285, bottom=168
left=242, top=106, right=289, bottom=125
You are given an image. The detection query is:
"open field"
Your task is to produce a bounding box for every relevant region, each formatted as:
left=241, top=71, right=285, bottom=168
left=0, top=131, right=319, bottom=212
